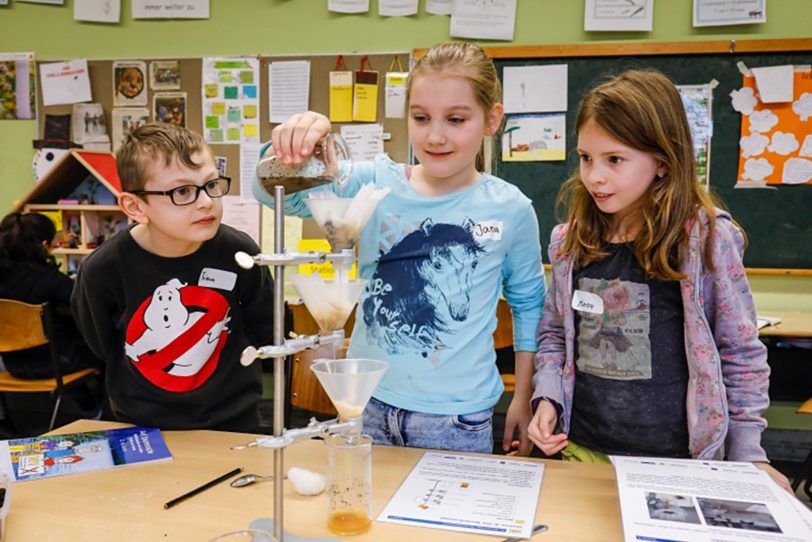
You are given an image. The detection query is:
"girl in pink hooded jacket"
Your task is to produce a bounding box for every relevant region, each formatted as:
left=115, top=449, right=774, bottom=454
left=527, top=69, right=791, bottom=492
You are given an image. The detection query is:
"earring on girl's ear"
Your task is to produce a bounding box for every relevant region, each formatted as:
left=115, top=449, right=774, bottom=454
left=657, top=171, right=666, bottom=178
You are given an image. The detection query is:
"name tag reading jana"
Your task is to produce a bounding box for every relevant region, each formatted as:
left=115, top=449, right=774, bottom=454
left=198, top=268, right=237, bottom=291
left=572, top=290, right=604, bottom=315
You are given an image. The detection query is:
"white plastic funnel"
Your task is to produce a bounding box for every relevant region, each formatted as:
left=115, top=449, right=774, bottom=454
left=311, top=359, right=388, bottom=421
left=305, top=198, right=356, bottom=251
left=305, top=184, right=390, bottom=251
left=291, top=274, right=366, bottom=333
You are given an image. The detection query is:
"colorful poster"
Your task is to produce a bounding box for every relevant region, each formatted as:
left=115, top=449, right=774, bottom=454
left=501, top=113, right=566, bottom=162
left=733, top=67, right=812, bottom=186
left=0, top=52, right=36, bottom=120
left=202, top=57, right=260, bottom=144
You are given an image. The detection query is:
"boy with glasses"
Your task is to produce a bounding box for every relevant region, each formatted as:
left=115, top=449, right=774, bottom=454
left=72, top=123, right=274, bottom=432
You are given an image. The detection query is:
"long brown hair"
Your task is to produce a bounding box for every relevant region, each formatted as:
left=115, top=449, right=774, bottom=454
left=558, top=69, right=726, bottom=280
left=407, top=41, right=502, bottom=171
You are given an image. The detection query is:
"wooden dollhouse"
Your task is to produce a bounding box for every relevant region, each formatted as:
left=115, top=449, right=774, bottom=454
left=13, top=149, right=129, bottom=274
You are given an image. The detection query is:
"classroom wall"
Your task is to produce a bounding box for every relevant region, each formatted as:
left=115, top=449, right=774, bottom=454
left=2, top=0, right=810, bottom=310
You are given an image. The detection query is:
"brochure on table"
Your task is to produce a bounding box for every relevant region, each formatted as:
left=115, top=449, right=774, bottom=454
left=377, top=451, right=544, bottom=538
left=0, top=427, right=171, bottom=481
left=611, top=455, right=812, bottom=541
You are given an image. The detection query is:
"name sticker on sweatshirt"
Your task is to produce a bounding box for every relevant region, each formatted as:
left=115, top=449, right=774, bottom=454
left=198, top=268, right=237, bottom=291
left=473, top=220, right=503, bottom=241
left=572, top=290, right=603, bottom=315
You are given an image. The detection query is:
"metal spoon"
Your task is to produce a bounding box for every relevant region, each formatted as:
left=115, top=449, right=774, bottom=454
left=230, top=473, right=284, bottom=488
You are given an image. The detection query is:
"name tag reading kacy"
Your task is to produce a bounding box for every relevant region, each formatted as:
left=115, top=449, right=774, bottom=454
left=572, top=290, right=604, bottom=315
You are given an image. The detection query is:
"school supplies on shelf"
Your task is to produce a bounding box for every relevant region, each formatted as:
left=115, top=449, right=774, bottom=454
left=0, top=426, right=171, bottom=482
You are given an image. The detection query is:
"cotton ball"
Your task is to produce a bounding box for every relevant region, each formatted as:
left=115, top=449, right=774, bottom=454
left=287, top=467, right=325, bottom=496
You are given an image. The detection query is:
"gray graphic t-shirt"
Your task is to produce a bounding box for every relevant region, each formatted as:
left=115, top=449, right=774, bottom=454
left=569, top=243, right=689, bottom=457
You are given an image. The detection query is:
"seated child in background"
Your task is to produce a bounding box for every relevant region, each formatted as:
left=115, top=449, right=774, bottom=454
left=71, top=122, right=275, bottom=432
left=527, top=69, right=791, bottom=492
left=0, top=212, right=101, bottom=379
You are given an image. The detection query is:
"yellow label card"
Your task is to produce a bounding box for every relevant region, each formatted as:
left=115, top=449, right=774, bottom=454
left=353, top=71, right=379, bottom=122
left=329, top=71, right=353, bottom=123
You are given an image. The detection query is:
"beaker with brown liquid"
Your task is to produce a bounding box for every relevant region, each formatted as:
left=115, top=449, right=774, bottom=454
left=324, top=433, right=372, bottom=536
left=255, top=133, right=351, bottom=196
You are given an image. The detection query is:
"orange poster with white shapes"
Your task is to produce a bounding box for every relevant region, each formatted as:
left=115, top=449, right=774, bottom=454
left=734, top=67, right=812, bottom=186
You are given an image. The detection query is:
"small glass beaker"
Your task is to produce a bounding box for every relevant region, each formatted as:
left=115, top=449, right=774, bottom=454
left=324, top=433, right=373, bottom=536
left=256, top=133, right=351, bottom=195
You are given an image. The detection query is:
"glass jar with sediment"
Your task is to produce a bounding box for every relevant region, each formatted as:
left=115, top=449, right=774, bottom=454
left=255, top=133, right=351, bottom=195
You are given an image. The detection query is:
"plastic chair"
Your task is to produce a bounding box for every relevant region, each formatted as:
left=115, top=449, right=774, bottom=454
left=791, top=398, right=812, bottom=500
left=0, top=299, right=100, bottom=431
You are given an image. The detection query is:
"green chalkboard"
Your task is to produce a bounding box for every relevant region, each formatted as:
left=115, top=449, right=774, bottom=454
left=492, top=49, right=812, bottom=269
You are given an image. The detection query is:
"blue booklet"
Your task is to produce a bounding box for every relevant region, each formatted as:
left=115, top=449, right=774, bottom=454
left=0, top=427, right=172, bottom=481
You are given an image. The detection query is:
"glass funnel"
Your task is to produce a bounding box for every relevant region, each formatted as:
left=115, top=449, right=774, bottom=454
left=255, top=133, right=351, bottom=195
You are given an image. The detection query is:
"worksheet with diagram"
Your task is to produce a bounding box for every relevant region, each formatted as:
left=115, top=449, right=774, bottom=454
left=377, top=452, right=544, bottom=538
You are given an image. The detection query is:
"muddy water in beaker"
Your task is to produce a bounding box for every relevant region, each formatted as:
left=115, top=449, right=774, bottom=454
left=256, top=133, right=351, bottom=195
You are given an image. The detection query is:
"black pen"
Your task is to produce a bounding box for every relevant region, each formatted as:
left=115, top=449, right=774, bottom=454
left=164, top=467, right=244, bottom=510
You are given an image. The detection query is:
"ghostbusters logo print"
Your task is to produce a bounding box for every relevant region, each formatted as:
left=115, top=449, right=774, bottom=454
left=125, top=278, right=231, bottom=392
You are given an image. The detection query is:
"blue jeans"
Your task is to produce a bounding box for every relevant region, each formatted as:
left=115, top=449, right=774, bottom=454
left=362, top=397, right=493, bottom=454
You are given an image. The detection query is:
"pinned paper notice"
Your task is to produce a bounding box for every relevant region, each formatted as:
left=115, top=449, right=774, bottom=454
left=39, top=59, right=92, bottom=106
left=74, top=0, right=121, bottom=22
left=782, top=157, right=812, bottom=185
left=800, top=135, right=812, bottom=157
left=749, top=109, right=779, bottom=133
left=269, top=60, right=310, bottom=123
left=503, top=64, right=568, bottom=114
left=329, top=71, right=353, bottom=123
left=768, top=131, right=799, bottom=155
left=340, top=123, right=384, bottom=161
left=793, top=92, right=812, bottom=121
left=730, top=86, right=758, bottom=115
left=742, top=157, right=774, bottom=182
left=752, top=65, right=794, bottom=103
left=385, top=72, right=408, bottom=119
left=740, top=133, right=769, bottom=158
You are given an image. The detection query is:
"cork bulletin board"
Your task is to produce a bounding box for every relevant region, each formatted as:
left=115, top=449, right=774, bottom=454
left=35, top=52, right=411, bottom=198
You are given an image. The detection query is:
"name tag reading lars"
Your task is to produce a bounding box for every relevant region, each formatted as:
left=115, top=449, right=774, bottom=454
left=572, top=290, right=604, bottom=315
left=198, top=268, right=237, bottom=291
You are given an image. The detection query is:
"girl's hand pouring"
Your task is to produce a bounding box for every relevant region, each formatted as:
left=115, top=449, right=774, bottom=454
left=270, top=111, right=331, bottom=166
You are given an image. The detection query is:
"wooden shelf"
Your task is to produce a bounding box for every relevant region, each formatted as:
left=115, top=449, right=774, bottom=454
left=51, top=248, right=93, bottom=255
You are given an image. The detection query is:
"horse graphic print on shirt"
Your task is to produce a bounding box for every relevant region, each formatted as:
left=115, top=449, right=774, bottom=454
left=362, top=217, right=485, bottom=361
left=124, top=278, right=232, bottom=392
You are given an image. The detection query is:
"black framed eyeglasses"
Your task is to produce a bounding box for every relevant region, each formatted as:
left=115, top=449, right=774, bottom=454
left=132, top=176, right=231, bottom=206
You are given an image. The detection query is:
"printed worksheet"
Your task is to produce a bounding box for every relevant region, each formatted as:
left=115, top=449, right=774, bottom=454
left=378, top=452, right=544, bottom=538
left=611, top=456, right=812, bottom=541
